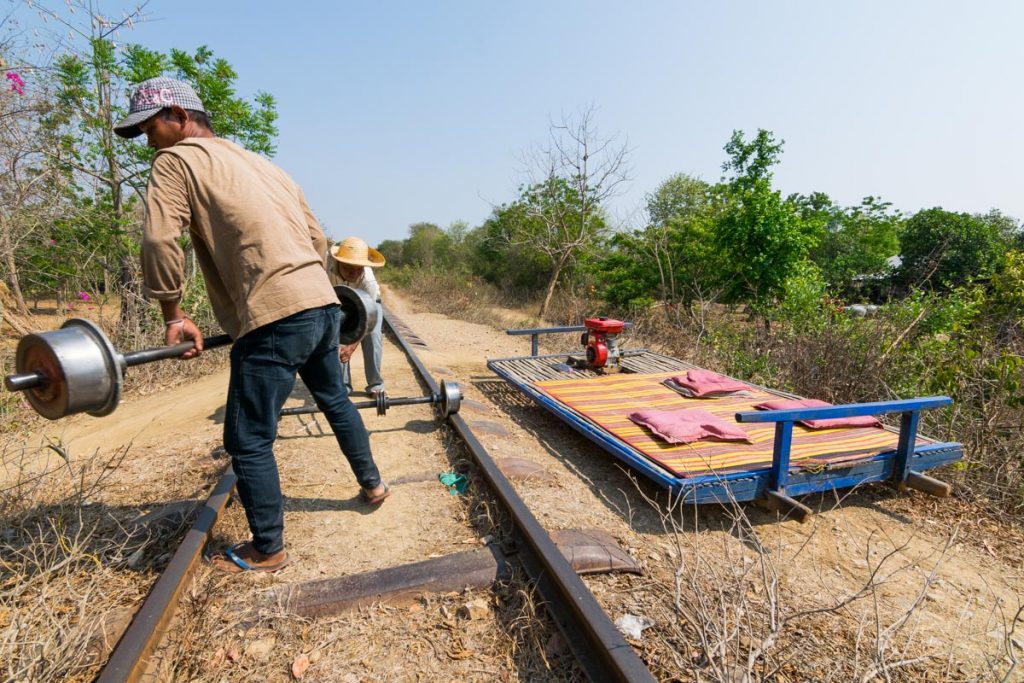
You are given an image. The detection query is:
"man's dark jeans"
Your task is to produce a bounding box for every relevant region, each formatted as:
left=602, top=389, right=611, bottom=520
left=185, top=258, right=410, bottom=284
left=224, top=304, right=381, bottom=555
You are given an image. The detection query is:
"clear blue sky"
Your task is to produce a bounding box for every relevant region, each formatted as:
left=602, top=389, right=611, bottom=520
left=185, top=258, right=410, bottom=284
left=11, top=1, right=1024, bottom=244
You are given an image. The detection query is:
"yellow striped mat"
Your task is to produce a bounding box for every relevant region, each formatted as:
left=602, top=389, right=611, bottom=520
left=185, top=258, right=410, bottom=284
left=534, top=371, right=931, bottom=478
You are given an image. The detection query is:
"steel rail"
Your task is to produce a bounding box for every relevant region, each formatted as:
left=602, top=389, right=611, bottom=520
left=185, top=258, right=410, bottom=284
left=98, top=467, right=237, bottom=682
left=382, top=308, right=656, bottom=683
left=96, top=310, right=655, bottom=682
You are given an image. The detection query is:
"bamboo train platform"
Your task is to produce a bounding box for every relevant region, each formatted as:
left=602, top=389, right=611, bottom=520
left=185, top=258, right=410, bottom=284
left=488, top=342, right=962, bottom=521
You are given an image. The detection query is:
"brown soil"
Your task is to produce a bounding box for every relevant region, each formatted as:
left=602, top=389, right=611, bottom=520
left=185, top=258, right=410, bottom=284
left=4, top=286, right=1023, bottom=681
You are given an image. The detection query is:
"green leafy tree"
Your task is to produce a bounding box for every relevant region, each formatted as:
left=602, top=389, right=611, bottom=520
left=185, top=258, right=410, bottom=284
left=0, top=47, right=72, bottom=315
left=382, top=220, right=473, bottom=271
left=714, top=129, right=815, bottom=312
left=586, top=230, right=661, bottom=310
left=163, top=46, right=278, bottom=156
left=897, top=207, right=1009, bottom=291
left=644, top=173, right=725, bottom=307
left=432, top=220, right=473, bottom=271
left=977, top=209, right=1021, bottom=245
left=469, top=203, right=551, bottom=292
left=590, top=173, right=725, bottom=314
left=805, top=195, right=902, bottom=295
left=402, top=222, right=445, bottom=268
left=35, top=1, right=277, bottom=330
left=376, top=239, right=405, bottom=266
left=776, top=259, right=830, bottom=331
left=988, top=249, right=1024, bottom=338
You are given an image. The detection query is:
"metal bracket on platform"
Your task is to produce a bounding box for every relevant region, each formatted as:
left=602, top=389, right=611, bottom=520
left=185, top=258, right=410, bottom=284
left=899, top=471, right=952, bottom=497
left=757, top=490, right=813, bottom=523
left=752, top=419, right=813, bottom=522
left=505, top=323, right=633, bottom=357
left=736, top=396, right=955, bottom=518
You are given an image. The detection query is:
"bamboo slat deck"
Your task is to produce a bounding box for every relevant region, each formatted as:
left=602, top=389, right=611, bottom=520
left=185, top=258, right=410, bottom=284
left=532, top=370, right=931, bottom=478
left=489, top=351, right=961, bottom=502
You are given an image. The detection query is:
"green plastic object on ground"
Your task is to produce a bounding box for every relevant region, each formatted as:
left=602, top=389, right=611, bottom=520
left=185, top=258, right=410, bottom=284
left=438, top=471, right=468, bottom=495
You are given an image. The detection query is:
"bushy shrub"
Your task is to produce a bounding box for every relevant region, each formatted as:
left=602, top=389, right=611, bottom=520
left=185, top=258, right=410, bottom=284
left=896, top=208, right=1010, bottom=291
left=775, top=260, right=831, bottom=332
left=988, top=250, right=1024, bottom=337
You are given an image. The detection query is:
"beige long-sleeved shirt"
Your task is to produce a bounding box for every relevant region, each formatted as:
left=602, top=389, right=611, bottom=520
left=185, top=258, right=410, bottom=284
left=141, top=137, right=339, bottom=338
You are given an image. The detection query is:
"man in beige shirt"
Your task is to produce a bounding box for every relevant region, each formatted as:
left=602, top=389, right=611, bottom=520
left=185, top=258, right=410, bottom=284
left=116, top=77, right=389, bottom=573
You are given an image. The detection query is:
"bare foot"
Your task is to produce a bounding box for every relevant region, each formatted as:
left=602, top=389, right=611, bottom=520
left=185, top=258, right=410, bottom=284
left=210, top=541, right=291, bottom=573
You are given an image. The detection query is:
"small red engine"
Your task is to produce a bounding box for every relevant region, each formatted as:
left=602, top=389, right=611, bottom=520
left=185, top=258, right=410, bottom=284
left=580, top=317, right=625, bottom=369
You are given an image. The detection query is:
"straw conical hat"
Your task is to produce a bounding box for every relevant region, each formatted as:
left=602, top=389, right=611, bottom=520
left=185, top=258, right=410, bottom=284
left=331, top=236, right=385, bottom=268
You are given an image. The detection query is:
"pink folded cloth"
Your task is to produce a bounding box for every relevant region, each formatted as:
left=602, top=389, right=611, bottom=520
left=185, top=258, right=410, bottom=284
left=666, top=369, right=751, bottom=398
left=629, top=408, right=752, bottom=444
left=753, top=398, right=882, bottom=430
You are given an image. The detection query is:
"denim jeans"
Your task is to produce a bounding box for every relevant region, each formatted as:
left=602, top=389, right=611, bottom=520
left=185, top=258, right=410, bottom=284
left=223, top=304, right=382, bottom=555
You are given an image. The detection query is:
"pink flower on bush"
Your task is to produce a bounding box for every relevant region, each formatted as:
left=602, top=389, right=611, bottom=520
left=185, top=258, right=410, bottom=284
left=6, top=72, right=25, bottom=95
left=78, top=291, right=90, bottom=302
left=49, top=239, right=57, bottom=246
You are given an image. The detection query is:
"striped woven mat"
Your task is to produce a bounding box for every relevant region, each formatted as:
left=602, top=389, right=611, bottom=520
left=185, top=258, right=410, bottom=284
left=534, top=371, right=930, bottom=478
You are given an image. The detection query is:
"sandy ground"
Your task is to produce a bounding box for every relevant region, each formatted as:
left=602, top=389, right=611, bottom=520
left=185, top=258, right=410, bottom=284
left=6, top=286, right=1024, bottom=681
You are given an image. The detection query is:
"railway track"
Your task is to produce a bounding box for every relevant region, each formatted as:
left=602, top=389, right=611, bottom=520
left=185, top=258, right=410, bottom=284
left=94, top=309, right=657, bottom=683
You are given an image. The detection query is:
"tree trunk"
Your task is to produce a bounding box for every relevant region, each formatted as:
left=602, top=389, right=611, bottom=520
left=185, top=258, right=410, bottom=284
left=538, top=255, right=568, bottom=320
left=0, top=213, right=29, bottom=315
left=94, top=60, right=142, bottom=332
left=118, top=255, right=143, bottom=328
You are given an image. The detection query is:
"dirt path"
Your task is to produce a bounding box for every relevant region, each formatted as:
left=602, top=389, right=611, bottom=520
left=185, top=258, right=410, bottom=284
left=8, top=287, right=1023, bottom=681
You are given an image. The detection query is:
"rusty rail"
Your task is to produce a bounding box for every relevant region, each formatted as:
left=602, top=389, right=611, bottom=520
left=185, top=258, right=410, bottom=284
left=383, top=309, right=656, bottom=683
left=98, top=468, right=236, bottom=682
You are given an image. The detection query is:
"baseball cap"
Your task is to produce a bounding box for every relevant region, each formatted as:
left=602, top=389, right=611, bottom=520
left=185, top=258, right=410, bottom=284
left=114, top=76, right=207, bottom=139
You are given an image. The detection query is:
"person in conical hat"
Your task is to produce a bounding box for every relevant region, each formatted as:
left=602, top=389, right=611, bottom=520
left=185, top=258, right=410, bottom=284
left=329, top=236, right=386, bottom=395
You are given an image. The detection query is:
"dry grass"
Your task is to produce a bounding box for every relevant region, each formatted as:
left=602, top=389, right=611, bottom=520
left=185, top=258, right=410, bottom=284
left=2, top=278, right=572, bottom=680
left=623, top=483, right=1023, bottom=682
left=383, top=269, right=541, bottom=330
left=390, top=276, right=1024, bottom=680
left=158, top=571, right=580, bottom=682
left=5, top=272, right=1018, bottom=681
left=0, top=288, right=235, bottom=680
left=0, top=435, right=224, bottom=682
left=536, top=288, right=1024, bottom=523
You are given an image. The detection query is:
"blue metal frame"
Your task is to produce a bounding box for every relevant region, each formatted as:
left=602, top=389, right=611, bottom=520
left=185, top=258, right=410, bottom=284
left=488, top=354, right=963, bottom=505
left=507, top=323, right=633, bottom=357
left=735, top=396, right=951, bottom=494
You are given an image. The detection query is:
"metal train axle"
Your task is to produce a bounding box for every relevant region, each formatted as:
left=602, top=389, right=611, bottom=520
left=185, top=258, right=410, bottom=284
left=4, top=285, right=377, bottom=420
left=278, top=379, right=461, bottom=419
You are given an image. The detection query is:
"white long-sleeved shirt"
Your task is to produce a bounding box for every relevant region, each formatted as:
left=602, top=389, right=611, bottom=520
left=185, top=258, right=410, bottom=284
left=328, top=262, right=380, bottom=302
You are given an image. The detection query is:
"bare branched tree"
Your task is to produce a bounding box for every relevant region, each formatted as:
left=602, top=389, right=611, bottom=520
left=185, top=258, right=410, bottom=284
left=516, top=106, right=631, bottom=318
